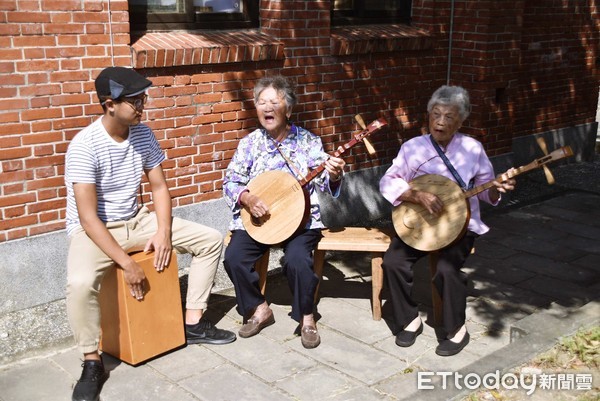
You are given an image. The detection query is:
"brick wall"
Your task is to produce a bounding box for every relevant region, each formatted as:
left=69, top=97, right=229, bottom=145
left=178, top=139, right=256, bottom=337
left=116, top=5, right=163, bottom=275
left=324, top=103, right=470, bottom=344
left=0, top=0, right=598, bottom=242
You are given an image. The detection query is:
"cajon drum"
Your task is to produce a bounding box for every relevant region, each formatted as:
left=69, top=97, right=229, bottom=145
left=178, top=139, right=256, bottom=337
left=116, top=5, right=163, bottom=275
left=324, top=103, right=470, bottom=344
left=99, top=250, right=185, bottom=365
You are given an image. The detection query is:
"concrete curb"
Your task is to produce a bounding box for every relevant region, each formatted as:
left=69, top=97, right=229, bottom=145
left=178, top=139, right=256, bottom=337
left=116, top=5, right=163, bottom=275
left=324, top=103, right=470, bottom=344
left=404, top=300, right=600, bottom=401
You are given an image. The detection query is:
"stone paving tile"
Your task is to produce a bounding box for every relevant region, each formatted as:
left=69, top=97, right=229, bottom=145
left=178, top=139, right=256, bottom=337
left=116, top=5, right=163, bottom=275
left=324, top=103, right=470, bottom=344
left=515, top=275, right=597, bottom=306
left=546, top=218, right=600, bottom=240
left=373, top=370, right=435, bottom=401
left=488, top=234, right=584, bottom=262
left=179, top=364, right=292, bottom=401
left=0, top=359, right=74, bottom=401
left=557, top=233, right=600, bottom=254
left=464, top=297, right=529, bottom=334
left=464, top=259, right=538, bottom=285
left=274, top=364, right=385, bottom=401
left=147, top=345, right=226, bottom=382
left=316, top=297, right=391, bottom=344
left=532, top=203, right=600, bottom=226
left=100, top=364, right=199, bottom=401
left=461, top=239, right=521, bottom=260
left=414, top=345, right=482, bottom=373
left=326, top=290, right=377, bottom=315
left=374, top=323, right=437, bottom=368
left=469, top=276, right=554, bottom=312
left=572, top=253, right=600, bottom=273
left=48, top=346, right=81, bottom=379
left=206, top=330, right=317, bottom=383
left=463, top=330, right=511, bottom=358
left=485, top=212, right=570, bottom=241
left=290, top=328, right=404, bottom=385
left=502, top=252, right=596, bottom=284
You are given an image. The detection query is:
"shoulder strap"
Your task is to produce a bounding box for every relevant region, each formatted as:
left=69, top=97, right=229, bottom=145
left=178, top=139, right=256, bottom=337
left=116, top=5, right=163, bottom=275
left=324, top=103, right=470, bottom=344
left=429, top=135, right=473, bottom=190
left=270, top=126, right=305, bottom=181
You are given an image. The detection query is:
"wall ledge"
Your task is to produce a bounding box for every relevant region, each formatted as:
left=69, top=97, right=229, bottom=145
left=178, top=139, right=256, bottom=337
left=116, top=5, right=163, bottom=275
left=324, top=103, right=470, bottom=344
left=330, top=24, right=433, bottom=56
left=131, top=29, right=285, bottom=68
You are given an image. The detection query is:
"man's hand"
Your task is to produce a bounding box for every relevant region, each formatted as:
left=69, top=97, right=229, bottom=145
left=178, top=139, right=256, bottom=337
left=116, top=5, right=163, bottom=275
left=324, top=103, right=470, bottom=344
left=121, top=259, right=146, bottom=300
left=144, top=230, right=172, bottom=272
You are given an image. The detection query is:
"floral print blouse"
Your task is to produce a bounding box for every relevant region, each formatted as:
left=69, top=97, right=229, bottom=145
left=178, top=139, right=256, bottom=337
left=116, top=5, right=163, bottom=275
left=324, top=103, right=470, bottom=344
left=223, top=124, right=342, bottom=231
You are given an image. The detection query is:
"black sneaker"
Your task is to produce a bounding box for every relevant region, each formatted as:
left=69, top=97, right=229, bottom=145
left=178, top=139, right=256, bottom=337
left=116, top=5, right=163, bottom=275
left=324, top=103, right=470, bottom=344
left=185, top=317, right=237, bottom=345
left=72, top=359, right=108, bottom=401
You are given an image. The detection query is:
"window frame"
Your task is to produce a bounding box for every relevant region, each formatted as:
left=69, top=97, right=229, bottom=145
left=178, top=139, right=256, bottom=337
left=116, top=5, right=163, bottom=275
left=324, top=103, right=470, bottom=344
left=129, top=0, right=260, bottom=32
left=331, top=0, right=412, bottom=26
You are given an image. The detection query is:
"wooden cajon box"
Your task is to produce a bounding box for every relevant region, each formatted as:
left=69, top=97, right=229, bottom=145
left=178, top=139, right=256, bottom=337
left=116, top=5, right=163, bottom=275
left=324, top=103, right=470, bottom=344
left=99, top=250, right=185, bottom=365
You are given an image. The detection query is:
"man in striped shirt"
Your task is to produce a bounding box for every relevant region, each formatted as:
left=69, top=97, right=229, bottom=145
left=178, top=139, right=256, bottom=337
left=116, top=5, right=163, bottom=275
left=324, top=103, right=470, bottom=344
left=65, top=67, right=235, bottom=401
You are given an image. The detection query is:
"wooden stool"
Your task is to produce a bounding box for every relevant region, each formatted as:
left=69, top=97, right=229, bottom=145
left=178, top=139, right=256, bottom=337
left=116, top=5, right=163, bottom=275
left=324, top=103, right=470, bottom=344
left=313, top=227, right=394, bottom=321
left=99, top=250, right=185, bottom=365
left=225, top=228, right=444, bottom=323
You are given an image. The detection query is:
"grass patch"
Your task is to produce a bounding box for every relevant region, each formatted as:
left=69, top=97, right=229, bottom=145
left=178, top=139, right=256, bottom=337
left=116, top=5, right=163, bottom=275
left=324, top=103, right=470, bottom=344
left=463, top=326, right=599, bottom=401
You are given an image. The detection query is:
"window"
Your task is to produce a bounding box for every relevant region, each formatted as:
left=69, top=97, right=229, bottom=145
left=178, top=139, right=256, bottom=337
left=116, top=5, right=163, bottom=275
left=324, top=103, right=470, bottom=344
left=331, top=0, right=411, bottom=26
left=129, top=0, right=259, bottom=32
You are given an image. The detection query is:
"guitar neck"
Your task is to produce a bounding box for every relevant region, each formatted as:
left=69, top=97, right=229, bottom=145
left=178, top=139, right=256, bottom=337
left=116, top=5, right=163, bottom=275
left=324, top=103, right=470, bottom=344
left=298, top=138, right=360, bottom=187
left=464, top=146, right=573, bottom=198
left=296, top=117, right=387, bottom=187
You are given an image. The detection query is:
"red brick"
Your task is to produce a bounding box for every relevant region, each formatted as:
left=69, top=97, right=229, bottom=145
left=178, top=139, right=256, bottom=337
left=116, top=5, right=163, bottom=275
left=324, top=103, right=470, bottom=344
left=0, top=192, right=36, bottom=208
left=0, top=148, right=31, bottom=160
left=29, top=221, right=65, bottom=236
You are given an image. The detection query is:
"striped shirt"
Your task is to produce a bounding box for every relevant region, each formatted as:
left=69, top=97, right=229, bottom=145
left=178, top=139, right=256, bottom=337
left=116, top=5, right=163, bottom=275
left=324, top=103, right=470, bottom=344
left=65, top=118, right=165, bottom=235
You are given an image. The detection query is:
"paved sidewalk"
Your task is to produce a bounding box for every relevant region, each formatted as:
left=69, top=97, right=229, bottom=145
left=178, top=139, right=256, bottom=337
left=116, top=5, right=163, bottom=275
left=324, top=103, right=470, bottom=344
left=0, top=159, right=599, bottom=401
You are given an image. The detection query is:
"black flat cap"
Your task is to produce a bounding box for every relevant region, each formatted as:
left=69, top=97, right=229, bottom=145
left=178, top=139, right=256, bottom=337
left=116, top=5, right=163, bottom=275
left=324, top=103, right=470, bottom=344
left=95, top=67, right=152, bottom=100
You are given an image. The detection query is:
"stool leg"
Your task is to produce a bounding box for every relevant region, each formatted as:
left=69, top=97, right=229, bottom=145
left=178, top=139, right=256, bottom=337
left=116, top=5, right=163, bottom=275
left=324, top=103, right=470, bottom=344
left=371, top=253, right=384, bottom=321
left=429, top=252, right=443, bottom=326
left=313, top=250, right=325, bottom=304
left=256, top=250, right=270, bottom=295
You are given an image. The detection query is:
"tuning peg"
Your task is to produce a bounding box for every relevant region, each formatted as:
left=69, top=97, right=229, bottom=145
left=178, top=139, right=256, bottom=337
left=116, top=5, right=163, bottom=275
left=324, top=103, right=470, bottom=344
left=363, top=138, right=377, bottom=156
left=542, top=165, right=555, bottom=185
left=354, top=114, right=376, bottom=156
left=355, top=114, right=367, bottom=130
left=535, top=137, right=555, bottom=184
left=536, top=136, right=549, bottom=155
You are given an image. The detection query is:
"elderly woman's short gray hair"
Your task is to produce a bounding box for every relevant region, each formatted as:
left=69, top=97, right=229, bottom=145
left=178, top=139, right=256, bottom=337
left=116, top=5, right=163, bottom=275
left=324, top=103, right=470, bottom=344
left=253, top=75, right=297, bottom=111
left=427, top=85, right=471, bottom=121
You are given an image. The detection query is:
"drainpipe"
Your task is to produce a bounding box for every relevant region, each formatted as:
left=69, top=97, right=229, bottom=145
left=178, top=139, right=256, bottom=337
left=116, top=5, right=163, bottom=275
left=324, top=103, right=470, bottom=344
left=446, top=0, right=455, bottom=85
left=107, top=0, right=115, bottom=66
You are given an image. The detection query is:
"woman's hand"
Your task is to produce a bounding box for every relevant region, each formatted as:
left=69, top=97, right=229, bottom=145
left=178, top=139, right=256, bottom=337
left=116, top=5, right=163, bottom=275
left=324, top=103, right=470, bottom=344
left=400, top=189, right=444, bottom=216
left=489, top=168, right=517, bottom=202
left=416, top=191, right=444, bottom=216
left=325, top=154, right=345, bottom=181
left=240, top=190, right=270, bottom=218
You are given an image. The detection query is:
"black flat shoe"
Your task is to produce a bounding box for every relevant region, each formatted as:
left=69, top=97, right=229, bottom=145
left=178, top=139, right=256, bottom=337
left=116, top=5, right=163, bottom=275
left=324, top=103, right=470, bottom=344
left=395, top=322, right=423, bottom=347
left=436, top=331, right=470, bottom=356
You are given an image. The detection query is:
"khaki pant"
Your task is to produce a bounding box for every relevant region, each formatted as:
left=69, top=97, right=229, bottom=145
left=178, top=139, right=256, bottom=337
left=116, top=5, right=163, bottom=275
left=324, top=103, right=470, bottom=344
left=66, top=207, right=223, bottom=354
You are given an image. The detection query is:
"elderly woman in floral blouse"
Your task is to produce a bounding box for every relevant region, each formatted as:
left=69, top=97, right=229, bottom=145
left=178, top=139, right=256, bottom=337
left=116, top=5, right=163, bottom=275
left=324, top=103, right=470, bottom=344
left=222, top=75, right=345, bottom=349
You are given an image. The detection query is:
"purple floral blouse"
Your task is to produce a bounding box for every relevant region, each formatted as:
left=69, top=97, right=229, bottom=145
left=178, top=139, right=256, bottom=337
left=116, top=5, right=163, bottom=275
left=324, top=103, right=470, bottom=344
left=223, top=124, right=342, bottom=231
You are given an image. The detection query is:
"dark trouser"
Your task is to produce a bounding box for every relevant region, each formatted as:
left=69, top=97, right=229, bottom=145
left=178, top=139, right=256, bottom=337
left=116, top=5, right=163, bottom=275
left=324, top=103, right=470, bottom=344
left=224, top=229, right=322, bottom=322
left=382, top=232, right=476, bottom=336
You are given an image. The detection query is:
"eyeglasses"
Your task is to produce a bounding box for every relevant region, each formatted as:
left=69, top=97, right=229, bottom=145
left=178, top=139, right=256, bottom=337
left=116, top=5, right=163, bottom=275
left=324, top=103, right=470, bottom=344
left=120, top=94, right=148, bottom=111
